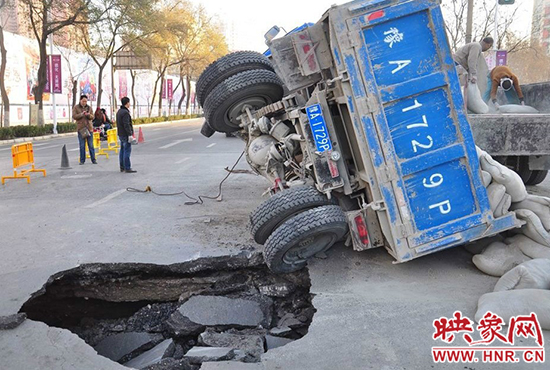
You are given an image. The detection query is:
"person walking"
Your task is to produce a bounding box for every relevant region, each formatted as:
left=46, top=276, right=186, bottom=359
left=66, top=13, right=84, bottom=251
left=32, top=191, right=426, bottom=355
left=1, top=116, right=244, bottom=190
left=483, top=65, right=525, bottom=106
left=453, top=37, right=493, bottom=84
left=116, top=97, right=136, bottom=173
left=72, top=94, right=96, bottom=165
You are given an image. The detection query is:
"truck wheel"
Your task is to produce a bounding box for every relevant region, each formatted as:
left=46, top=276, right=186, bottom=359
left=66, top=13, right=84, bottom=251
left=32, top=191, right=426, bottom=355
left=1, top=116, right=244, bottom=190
left=510, top=156, right=532, bottom=183
left=526, top=170, right=548, bottom=186
left=250, top=186, right=337, bottom=245
left=263, top=205, right=348, bottom=274
left=203, top=69, right=284, bottom=133
left=196, top=51, right=274, bottom=107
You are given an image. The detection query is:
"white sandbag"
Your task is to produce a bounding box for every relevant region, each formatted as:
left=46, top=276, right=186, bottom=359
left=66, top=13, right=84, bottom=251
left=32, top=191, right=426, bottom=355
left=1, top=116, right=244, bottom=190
left=472, top=241, right=530, bottom=277
left=477, top=150, right=527, bottom=202
left=467, top=83, right=489, bottom=114
left=465, top=234, right=505, bottom=255
left=514, top=209, right=550, bottom=247
left=510, top=194, right=550, bottom=231
left=494, top=259, right=550, bottom=292
left=506, top=234, right=550, bottom=259
left=494, top=193, right=512, bottom=218
left=487, top=183, right=506, bottom=214
left=498, top=105, right=539, bottom=114
left=482, top=170, right=492, bottom=187
left=476, top=289, right=550, bottom=330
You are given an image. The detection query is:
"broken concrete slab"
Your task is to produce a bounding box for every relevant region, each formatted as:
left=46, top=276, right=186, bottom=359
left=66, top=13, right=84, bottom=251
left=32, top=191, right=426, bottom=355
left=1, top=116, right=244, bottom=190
left=0, top=313, right=26, bottom=330
left=141, top=357, right=198, bottom=370
left=200, top=361, right=264, bottom=369
left=198, top=329, right=264, bottom=360
left=184, top=346, right=235, bottom=364
left=275, top=313, right=303, bottom=329
left=268, top=326, right=292, bottom=337
left=265, top=335, right=294, bottom=350
left=258, top=283, right=295, bottom=297
left=165, top=311, right=206, bottom=337
left=179, top=296, right=265, bottom=327
left=124, top=339, right=173, bottom=369
left=94, top=332, right=162, bottom=361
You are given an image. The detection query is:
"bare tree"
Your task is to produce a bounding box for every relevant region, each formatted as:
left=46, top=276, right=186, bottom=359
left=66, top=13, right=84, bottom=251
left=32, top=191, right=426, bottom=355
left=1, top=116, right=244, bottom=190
left=0, top=0, right=12, bottom=127
left=58, top=46, right=93, bottom=119
left=21, top=0, right=107, bottom=125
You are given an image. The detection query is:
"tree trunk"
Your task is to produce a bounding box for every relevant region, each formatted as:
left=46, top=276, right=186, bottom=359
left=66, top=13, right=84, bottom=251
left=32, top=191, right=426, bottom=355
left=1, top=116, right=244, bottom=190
left=169, top=78, right=182, bottom=115
left=71, top=79, right=77, bottom=109
left=185, top=75, right=192, bottom=115
left=158, top=75, right=164, bottom=117
left=36, top=37, right=49, bottom=126
left=130, top=70, right=136, bottom=117
left=96, top=63, right=106, bottom=111
left=149, top=76, right=159, bottom=118
left=0, top=24, right=10, bottom=127
left=177, top=75, right=186, bottom=115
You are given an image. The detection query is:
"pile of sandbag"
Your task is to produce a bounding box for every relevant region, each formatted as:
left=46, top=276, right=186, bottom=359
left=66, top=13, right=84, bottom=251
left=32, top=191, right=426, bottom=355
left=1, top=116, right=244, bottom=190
left=471, top=147, right=550, bottom=277
left=475, top=259, right=550, bottom=330
left=467, top=147, right=550, bottom=328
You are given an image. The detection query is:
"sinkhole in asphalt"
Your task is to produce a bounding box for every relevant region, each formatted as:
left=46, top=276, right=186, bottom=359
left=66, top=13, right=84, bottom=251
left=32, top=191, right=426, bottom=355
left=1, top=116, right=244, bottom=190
left=19, top=252, right=315, bottom=370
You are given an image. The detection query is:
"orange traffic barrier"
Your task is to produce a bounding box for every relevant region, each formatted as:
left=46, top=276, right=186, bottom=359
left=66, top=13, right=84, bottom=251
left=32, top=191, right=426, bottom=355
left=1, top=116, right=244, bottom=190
left=1, top=142, right=46, bottom=185
left=105, top=128, right=119, bottom=154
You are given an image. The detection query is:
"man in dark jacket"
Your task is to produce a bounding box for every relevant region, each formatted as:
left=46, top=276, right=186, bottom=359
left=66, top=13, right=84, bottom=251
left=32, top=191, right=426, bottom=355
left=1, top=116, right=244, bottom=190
left=116, top=97, right=136, bottom=173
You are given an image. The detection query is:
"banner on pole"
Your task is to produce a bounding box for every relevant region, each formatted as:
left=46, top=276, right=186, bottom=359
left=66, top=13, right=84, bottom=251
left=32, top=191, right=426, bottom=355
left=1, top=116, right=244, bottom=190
left=167, top=79, right=173, bottom=100
left=44, top=57, right=51, bottom=93
left=51, top=55, right=62, bottom=94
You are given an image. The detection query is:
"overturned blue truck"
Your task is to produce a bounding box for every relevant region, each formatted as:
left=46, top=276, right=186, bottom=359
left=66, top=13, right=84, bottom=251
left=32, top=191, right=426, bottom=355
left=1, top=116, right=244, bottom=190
left=197, top=0, right=529, bottom=273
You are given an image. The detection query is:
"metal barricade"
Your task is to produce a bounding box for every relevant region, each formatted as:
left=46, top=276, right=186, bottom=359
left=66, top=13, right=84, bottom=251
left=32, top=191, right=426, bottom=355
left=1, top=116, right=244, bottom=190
left=1, top=142, right=46, bottom=184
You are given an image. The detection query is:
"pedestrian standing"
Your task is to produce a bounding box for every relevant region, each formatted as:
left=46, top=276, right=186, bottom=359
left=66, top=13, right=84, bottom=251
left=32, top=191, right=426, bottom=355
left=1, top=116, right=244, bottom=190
left=116, top=97, right=136, bottom=173
left=72, top=94, right=96, bottom=165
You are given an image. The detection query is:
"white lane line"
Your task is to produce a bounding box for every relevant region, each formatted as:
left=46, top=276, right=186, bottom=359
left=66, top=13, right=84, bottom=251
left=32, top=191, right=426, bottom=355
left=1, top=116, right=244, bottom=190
left=34, top=145, right=60, bottom=150
left=85, top=189, right=126, bottom=209
left=207, top=143, right=217, bottom=148
left=176, top=157, right=191, bottom=164
left=152, top=128, right=163, bottom=131
left=0, top=147, right=12, bottom=151
left=69, top=148, right=80, bottom=152
left=33, top=143, right=49, bottom=147
left=159, top=138, right=193, bottom=149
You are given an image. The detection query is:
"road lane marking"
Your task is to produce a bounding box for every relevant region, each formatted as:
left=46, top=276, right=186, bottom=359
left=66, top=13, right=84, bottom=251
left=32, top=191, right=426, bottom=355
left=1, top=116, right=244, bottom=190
left=69, top=148, right=80, bottom=152
left=0, top=147, right=12, bottom=152
left=207, top=143, right=217, bottom=148
left=34, top=145, right=60, bottom=150
left=147, top=129, right=200, bottom=143
left=85, top=189, right=126, bottom=209
left=176, top=157, right=191, bottom=164
left=159, top=138, right=193, bottom=149
left=33, top=143, right=49, bottom=147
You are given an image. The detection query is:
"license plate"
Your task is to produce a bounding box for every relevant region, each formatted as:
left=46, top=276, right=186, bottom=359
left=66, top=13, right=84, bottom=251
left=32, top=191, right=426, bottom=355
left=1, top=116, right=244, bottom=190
left=306, top=104, right=333, bottom=153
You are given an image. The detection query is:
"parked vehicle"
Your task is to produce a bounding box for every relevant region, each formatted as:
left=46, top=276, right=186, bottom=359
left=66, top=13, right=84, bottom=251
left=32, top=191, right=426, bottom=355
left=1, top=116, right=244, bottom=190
left=197, top=0, right=522, bottom=273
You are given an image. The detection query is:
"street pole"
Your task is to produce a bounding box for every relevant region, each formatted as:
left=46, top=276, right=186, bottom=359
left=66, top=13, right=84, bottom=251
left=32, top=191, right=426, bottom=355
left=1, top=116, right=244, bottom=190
left=466, top=0, right=474, bottom=43
left=494, top=0, right=499, bottom=50
left=48, top=20, right=57, bottom=134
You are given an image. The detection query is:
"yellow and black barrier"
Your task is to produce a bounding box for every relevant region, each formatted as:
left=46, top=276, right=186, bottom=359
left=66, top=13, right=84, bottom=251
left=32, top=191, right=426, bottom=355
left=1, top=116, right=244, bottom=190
left=1, top=142, right=46, bottom=185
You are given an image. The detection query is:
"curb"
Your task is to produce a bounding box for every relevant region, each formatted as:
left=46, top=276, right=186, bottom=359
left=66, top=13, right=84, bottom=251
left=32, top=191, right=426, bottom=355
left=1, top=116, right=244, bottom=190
left=0, top=117, right=204, bottom=146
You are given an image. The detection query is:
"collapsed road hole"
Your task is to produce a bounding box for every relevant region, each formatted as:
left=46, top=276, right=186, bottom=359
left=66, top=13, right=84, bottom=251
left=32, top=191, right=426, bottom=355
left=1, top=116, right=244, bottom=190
left=19, top=252, right=315, bottom=369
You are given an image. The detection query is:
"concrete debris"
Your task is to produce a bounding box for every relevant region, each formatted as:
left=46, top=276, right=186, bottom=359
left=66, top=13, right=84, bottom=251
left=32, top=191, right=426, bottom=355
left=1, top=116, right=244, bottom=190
left=276, top=313, right=304, bottom=329
left=201, top=361, right=265, bottom=369
left=265, top=335, right=295, bottom=350
left=178, top=296, right=266, bottom=327
left=268, top=326, right=293, bottom=337
left=165, top=311, right=206, bottom=337
left=258, top=283, right=295, bottom=297
left=184, top=346, right=235, bottom=364
left=124, top=339, right=174, bottom=369
left=141, top=358, right=198, bottom=370
left=199, top=329, right=264, bottom=361
left=94, top=332, right=163, bottom=362
left=0, top=313, right=26, bottom=330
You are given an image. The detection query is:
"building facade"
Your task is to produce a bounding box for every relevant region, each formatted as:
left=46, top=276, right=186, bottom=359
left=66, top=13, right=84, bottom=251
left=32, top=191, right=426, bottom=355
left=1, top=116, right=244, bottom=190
left=532, top=0, right=550, bottom=54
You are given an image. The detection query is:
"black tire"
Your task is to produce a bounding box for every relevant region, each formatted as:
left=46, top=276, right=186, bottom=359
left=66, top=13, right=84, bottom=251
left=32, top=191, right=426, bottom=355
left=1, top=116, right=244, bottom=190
left=203, top=69, right=283, bottom=133
left=526, top=170, right=548, bottom=186
left=263, top=205, right=348, bottom=274
left=196, top=51, right=274, bottom=107
left=250, top=186, right=337, bottom=245
left=511, top=156, right=532, bottom=183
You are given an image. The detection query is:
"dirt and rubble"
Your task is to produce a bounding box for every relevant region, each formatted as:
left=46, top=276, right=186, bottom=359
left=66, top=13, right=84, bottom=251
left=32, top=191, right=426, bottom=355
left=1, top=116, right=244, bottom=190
left=15, top=252, right=315, bottom=369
